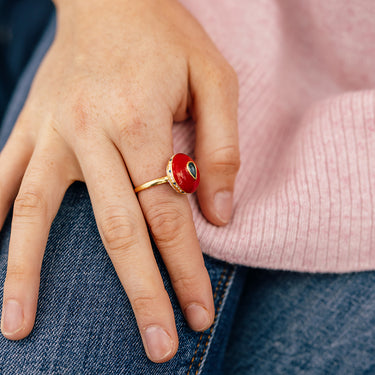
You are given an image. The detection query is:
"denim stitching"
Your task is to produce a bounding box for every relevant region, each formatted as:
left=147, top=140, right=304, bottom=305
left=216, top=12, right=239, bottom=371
left=186, top=267, right=234, bottom=375
left=196, top=268, right=236, bottom=375
left=186, top=269, right=227, bottom=375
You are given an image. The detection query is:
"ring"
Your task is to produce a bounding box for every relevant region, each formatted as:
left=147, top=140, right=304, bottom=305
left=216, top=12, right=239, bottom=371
left=134, top=153, right=200, bottom=194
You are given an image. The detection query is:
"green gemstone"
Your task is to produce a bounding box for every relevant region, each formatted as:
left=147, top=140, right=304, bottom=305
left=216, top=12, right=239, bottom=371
left=187, top=161, right=197, bottom=179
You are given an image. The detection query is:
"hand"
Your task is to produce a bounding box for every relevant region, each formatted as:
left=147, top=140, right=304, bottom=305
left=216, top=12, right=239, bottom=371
left=0, top=0, right=239, bottom=362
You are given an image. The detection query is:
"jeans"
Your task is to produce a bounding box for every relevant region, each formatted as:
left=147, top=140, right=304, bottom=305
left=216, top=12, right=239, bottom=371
left=0, top=180, right=245, bottom=375
left=224, top=270, right=375, bottom=375
left=2, top=4, right=375, bottom=375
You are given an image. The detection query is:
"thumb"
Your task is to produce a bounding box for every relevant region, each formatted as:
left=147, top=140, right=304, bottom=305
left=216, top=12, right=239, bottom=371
left=189, top=55, right=240, bottom=226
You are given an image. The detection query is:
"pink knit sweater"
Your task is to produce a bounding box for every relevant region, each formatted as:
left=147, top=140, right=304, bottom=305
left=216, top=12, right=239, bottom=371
left=174, top=0, right=375, bottom=272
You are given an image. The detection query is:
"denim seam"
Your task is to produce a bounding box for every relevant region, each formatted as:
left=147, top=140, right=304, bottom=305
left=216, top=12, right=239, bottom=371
left=196, top=267, right=237, bottom=375
left=186, top=266, right=236, bottom=375
left=186, top=268, right=227, bottom=374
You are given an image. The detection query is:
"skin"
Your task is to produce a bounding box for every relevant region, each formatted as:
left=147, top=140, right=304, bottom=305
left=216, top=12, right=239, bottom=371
left=0, top=0, right=240, bottom=363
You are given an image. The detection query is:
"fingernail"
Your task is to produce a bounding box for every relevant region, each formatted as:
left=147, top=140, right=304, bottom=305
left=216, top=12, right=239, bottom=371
left=185, top=303, right=211, bottom=331
left=144, top=326, right=173, bottom=362
left=214, top=191, right=233, bottom=224
left=1, top=299, right=24, bottom=335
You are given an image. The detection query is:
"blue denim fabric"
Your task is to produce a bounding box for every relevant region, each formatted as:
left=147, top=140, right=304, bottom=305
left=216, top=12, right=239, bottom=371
left=0, top=185, right=246, bottom=374
left=0, top=9, right=248, bottom=375
left=224, top=269, right=375, bottom=375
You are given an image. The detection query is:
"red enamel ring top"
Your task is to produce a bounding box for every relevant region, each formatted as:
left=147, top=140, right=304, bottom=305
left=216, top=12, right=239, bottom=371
left=166, top=153, right=200, bottom=194
left=134, top=153, right=200, bottom=194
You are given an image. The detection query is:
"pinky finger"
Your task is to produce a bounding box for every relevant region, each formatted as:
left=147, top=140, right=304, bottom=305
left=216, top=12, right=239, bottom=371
left=0, top=129, right=34, bottom=230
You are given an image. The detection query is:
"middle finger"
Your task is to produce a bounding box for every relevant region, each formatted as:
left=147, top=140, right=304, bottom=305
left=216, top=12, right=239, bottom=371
left=109, top=117, right=215, bottom=332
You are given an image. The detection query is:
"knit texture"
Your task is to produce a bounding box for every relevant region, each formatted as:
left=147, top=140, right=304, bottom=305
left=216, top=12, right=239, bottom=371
left=174, top=0, right=375, bottom=272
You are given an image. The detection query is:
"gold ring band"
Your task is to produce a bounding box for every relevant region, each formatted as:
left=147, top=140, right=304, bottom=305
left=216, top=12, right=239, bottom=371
left=134, top=176, right=169, bottom=193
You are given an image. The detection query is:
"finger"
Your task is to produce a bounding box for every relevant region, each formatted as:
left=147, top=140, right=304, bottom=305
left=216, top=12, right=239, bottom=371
left=75, top=133, right=178, bottom=363
left=0, top=128, right=34, bottom=230
left=1, top=134, right=71, bottom=341
left=189, top=54, right=240, bottom=225
left=110, top=116, right=215, bottom=332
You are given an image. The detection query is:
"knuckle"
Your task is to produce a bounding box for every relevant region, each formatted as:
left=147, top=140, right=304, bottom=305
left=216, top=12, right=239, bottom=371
left=210, top=61, right=238, bottom=89
left=206, top=145, right=241, bottom=176
left=5, top=263, right=30, bottom=282
left=208, top=64, right=226, bottom=83
left=131, top=293, right=163, bottom=316
left=171, top=271, right=204, bottom=292
left=13, top=191, right=47, bottom=220
left=147, top=204, right=187, bottom=246
left=72, top=97, right=90, bottom=135
left=101, top=209, right=138, bottom=254
left=117, top=114, right=149, bottom=149
left=71, top=95, right=100, bottom=139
